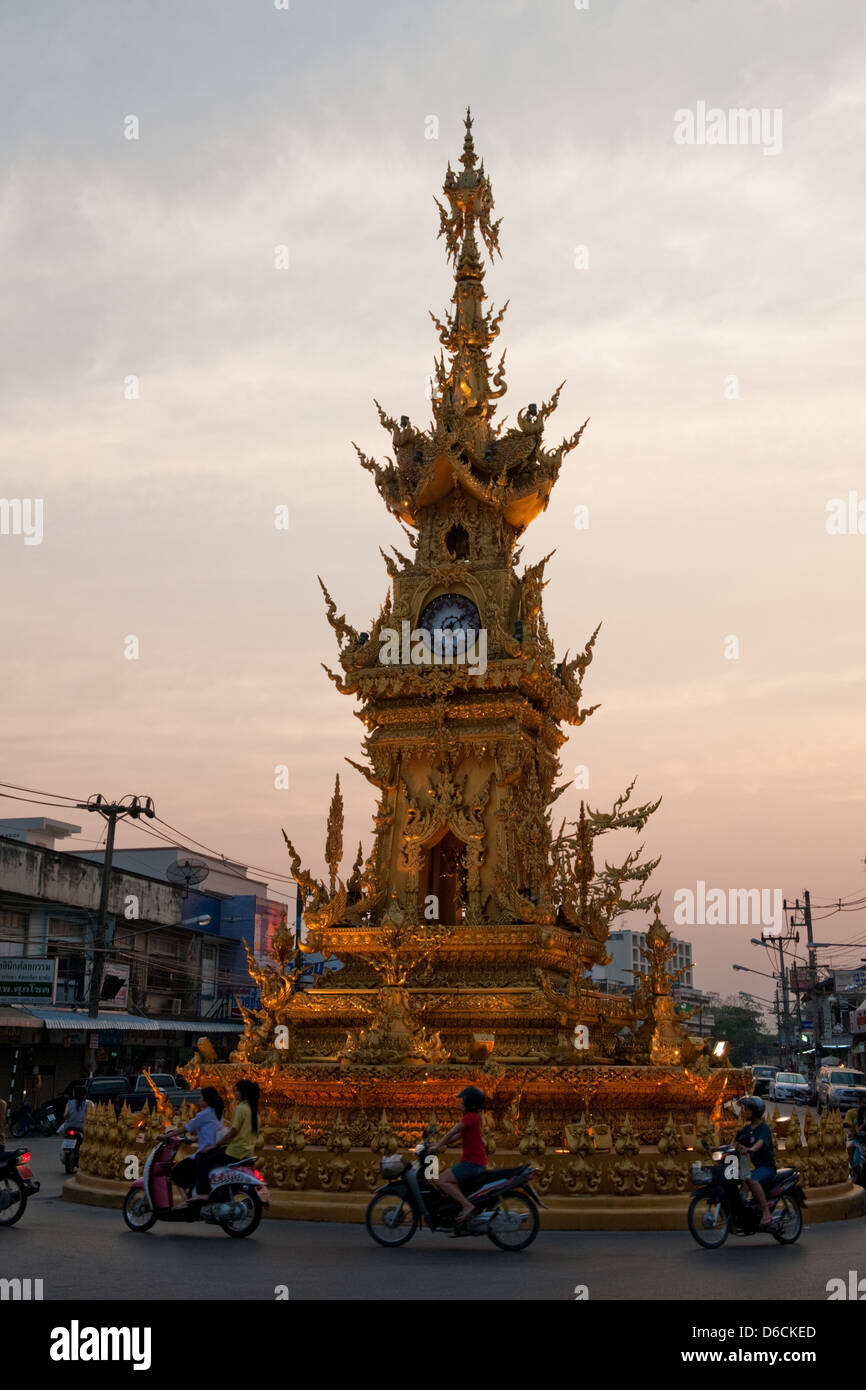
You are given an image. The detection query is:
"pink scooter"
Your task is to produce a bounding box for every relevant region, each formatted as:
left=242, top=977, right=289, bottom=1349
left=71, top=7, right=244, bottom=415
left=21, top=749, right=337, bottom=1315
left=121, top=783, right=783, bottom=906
left=122, top=1131, right=269, bottom=1238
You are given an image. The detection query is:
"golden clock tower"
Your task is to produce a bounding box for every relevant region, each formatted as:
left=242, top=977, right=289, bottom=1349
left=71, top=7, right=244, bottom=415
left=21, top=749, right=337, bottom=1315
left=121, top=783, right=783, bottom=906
left=244, top=112, right=662, bottom=1072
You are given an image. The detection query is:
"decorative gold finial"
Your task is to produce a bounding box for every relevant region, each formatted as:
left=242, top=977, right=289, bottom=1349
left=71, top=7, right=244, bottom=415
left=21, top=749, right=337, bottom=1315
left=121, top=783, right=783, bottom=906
left=460, top=106, right=477, bottom=168
left=325, top=774, right=344, bottom=893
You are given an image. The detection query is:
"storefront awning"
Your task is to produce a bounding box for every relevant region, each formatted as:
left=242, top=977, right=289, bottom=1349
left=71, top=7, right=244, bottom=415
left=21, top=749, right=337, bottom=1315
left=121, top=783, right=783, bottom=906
left=172, top=1019, right=244, bottom=1034
left=18, top=1007, right=244, bottom=1035
left=0, top=1005, right=43, bottom=1029
left=25, top=1009, right=165, bottom=1032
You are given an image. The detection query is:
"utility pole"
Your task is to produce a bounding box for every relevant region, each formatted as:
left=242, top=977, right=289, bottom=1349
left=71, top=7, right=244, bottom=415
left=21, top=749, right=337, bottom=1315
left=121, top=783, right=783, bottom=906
left=785, top=891, right=821, bottom=1086
left=774, top=987, right=782, bottom=1068
left=776, top=934, right=792, bottom=1071
left=77, top=795, right=155, bottom=1023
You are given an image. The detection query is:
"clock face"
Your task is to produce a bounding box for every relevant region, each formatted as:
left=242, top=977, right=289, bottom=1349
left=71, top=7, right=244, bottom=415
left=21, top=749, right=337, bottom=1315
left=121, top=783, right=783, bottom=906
left=418, top=592, right=481, bottom=657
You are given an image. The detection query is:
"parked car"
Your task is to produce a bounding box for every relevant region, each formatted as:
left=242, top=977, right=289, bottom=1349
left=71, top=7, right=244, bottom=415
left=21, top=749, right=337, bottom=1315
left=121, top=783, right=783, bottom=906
left=750, top=1065, right=777, bottom=1098
left=817, top=1066, right=866, bottom=1114
left=769, top=1071, right=810, bottom=1104
left=51, top=1073, right=200, bottom=1118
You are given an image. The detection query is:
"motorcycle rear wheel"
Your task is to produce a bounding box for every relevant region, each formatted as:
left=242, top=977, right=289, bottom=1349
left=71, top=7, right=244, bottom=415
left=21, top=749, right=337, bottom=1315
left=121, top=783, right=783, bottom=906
left=0, top=1174, right=27, bottom=1227
left=122, top=1188, right=157, bottom=1233
left=219, top=1189, right=262, bottom=1238
left=365, top=1191, right=419, bottom=1247
left=486, top=1191, right=539, bottom=1251
left=770, top=1194, right=803, bottom=1244
left=687, top=1192, right=729, bottom=1248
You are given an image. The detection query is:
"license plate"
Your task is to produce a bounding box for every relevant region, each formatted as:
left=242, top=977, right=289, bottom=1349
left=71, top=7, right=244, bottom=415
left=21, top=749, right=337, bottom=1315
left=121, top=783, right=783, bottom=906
left=61, top=1139, right=77, bottom=1150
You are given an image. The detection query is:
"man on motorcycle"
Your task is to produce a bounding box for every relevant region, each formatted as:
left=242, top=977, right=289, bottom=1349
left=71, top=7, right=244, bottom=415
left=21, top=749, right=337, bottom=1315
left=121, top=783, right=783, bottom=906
left=736, top=1095, right=777, bottom=1227
left=427, top=1086, right=488, bottom=1226
left=844, top=1097, right=866, bottom=1179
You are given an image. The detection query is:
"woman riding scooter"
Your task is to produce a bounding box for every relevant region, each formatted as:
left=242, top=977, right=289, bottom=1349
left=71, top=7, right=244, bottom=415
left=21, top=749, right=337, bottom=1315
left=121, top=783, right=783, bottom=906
left=169, top=1087, right=224, bottom=1207
left=427, top=1085, right=488, bottom=1227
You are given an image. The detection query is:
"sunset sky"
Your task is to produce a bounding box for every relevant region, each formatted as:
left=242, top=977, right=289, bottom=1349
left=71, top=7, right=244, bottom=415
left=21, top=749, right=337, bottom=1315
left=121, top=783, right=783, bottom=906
left=2, top=0, right=865, bottom=1002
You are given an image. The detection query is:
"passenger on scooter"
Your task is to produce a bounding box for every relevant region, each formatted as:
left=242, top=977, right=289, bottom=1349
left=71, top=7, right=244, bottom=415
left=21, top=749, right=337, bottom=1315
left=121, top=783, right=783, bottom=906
left=428, top=1086, right=488, bottom=1226
left=58, top=1086, right=91, bottom=1134
left=735, top=1095, right=777, bottom=1227
left=170, top=1087, right=224, bottom=1203
left=195, top=1080, right=260, bottom=1197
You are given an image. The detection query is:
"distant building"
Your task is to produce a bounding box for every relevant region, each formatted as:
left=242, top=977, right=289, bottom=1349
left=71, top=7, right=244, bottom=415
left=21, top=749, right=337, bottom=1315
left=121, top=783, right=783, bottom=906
left=0, top=819, right=288, bottom=1102
left=590, top=927, right=720, bottom=1035
left=592, top=928, right=694, bottom=991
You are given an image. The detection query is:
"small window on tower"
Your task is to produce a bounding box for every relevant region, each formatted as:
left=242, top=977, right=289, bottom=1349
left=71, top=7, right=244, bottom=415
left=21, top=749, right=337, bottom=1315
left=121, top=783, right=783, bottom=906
left=445, top=524, right=470, bottom=559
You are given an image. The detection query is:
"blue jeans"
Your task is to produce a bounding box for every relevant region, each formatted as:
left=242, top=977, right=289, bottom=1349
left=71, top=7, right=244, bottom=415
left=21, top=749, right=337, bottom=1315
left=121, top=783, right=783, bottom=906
left=451, top=1161, right=486, bottom=1186
left=750, top=1165, right=776, bottom=1186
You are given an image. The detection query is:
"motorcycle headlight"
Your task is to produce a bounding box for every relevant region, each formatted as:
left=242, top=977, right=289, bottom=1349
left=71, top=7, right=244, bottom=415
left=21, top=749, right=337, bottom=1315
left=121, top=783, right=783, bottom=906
left=711, top=1150, right=724, bottom=1161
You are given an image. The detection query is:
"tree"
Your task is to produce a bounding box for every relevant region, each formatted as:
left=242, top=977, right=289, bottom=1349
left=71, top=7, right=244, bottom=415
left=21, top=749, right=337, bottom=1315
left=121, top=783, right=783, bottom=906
left=713, top=998, right=777, bottom=1067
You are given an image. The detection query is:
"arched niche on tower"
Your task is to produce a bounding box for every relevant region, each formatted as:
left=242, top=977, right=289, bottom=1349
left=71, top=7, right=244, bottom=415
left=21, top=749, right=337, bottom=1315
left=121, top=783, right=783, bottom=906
left=423, top=827, right=468, bottom=926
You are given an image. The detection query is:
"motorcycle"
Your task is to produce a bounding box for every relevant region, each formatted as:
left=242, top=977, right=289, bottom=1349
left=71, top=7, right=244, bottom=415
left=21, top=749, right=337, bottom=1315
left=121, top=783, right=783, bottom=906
left=60, top=1126, right=83, bottom=1174
left=9, top=1101, right=56, bottom=1137
left=365, top=1137, right=544, bottom=1251
left=844, top=1126, right=866, bottom=1188
left=687, top=1141, right=806, bottom=1248
left=122, top=1132, right=269, bottom=1238
left=0, top=1146, right=40, bottom=1228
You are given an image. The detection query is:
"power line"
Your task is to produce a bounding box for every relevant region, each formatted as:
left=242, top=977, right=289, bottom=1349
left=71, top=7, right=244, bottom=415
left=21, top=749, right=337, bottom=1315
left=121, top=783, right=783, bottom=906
left=0, top=779, right=304, bottom=894
left=0, top=792, right=86, bottom=811
left=0, top=779, right=83, bottom=805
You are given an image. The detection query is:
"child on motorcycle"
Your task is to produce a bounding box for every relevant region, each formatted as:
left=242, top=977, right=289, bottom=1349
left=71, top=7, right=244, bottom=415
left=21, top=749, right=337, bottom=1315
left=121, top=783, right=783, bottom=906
left=428, top=1086, right=488, bottom=1226
left=736, top=1095, right=777, bottom=1227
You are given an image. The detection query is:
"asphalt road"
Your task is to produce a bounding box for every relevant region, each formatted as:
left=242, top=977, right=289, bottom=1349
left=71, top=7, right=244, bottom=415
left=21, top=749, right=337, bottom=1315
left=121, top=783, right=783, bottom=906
left=2, top=1132, right=862, bottom=1302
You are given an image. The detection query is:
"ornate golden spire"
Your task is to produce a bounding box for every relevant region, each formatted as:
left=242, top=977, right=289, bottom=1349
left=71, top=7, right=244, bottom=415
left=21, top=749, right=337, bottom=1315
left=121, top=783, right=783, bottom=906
left=431, top=107, right=505, bottom=424
left=357, top=110, right=589, bottom=532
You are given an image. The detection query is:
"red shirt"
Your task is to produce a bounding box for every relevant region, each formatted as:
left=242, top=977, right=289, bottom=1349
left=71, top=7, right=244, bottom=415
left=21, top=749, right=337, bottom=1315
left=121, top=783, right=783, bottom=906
left=461, top=1111, right=487, bottom=1167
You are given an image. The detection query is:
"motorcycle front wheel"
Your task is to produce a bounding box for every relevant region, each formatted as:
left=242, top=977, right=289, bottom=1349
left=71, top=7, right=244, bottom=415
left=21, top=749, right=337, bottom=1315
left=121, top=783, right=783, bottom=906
left=0, top=1174, right=27, bottom=1227
left=122, top=1188, right=157, bottom=1233
left=365, top=1191, right=419, bottom=1247
left=770, top=1194, right=803, bottom=1244
left=687, top=1192, right=730, bottom=1248
left=486, top=1191, right=539, bottom=1251
left=219, top=1189, right=262, bottom=1238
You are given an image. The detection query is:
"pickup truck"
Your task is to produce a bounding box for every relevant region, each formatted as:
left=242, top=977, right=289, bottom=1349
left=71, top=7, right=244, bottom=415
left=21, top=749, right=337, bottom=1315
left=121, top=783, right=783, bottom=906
left=53, top=1073, right=202, bottom=1117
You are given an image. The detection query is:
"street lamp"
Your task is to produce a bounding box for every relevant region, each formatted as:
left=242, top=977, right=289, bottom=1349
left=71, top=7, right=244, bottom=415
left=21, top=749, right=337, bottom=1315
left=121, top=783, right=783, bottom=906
left=733, top=964, right=776, bottom=981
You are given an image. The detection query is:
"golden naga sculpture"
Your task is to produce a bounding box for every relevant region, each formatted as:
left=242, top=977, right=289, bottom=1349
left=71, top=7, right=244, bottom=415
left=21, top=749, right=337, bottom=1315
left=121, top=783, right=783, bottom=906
left=186, top=111, right=739, bottom=1146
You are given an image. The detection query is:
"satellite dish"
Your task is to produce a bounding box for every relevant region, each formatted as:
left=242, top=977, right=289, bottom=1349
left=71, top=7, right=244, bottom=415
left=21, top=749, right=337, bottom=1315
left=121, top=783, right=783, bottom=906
left=166, top=858, right=210, bottom=896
